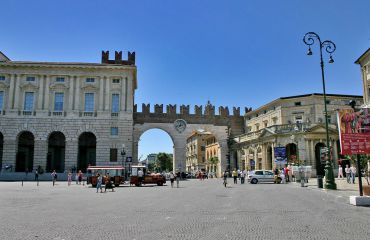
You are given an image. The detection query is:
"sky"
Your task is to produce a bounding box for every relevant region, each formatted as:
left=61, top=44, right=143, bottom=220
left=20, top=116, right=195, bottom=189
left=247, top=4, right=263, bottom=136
left=1, top=0, right=369, bottom=159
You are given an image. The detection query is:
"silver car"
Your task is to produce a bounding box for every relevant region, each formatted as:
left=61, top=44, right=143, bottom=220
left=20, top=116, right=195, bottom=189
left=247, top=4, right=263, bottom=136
left=248, top=170, right=282, bottom=184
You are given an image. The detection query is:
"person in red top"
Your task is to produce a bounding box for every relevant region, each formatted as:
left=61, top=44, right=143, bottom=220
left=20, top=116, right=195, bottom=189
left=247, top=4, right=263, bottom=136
left=284, top=166, right=290, bottom=182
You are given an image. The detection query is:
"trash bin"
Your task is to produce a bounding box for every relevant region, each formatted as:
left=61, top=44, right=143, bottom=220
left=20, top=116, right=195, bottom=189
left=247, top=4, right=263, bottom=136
left=317, top=175, right=323, bottom=188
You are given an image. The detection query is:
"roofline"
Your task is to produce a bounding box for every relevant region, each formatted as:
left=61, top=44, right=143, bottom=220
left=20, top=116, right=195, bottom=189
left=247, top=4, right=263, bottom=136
left=355, top=48, right=370, bottom=64
left=0, top=61, right=136, bottom=68
left=245, top=93, right=363, bottom=116
left=280, top=93, right=362, bottom=100
left=0, top=51, right=11, bottom=61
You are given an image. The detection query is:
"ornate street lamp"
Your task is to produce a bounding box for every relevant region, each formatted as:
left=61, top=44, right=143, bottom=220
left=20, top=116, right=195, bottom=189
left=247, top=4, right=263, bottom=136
left=303, top=32, right=337, bottom=190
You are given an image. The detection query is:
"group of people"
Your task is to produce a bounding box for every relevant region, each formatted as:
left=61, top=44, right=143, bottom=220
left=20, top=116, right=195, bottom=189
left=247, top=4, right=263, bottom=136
left=338, top=165, right=357, bottom=184
left=169, top=171, right=181, bottom=188
left=95, top=173, right=115, bottom=193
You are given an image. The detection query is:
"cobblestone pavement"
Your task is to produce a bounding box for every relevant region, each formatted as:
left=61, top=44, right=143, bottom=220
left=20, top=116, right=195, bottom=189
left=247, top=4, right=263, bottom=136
left=0, top=179, right=369, bottom=240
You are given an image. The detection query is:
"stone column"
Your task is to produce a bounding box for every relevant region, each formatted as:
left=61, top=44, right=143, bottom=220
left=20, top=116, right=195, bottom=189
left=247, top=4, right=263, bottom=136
left=75, top=76, right=80, bottom=111
left=1, top=139, right=16, bottom=172
left=122, top=77, right=126, bottom=112
left=271, top=142, right=275, bottom=169
left=13, top=74, right=21, bottom=110
left=68, top=76, right=74, bottom=111
left=310, top=140, right=315, bottom=171
left=37, top=75, right=44, bottom=110
left=44, top=75, right=50, bottom=111
left=33, top=139, right=47, bottom=171
left=332, top=140, right=338, bottom=167
left=65, top=139, right=78, bottom=171
left=126, top=77, right=132, bottom=112
left=104, top=77, right=110, bottom=111
left=99, top=76, right=104, bottom=111
left=254, top=150, right=258, bottom=170
left=7, top=74, right=15, bottom=110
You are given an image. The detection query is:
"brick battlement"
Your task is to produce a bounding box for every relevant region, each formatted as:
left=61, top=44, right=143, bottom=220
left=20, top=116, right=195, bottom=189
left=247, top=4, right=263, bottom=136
left=133, top=103, right=252, bottom=136
left=101, top=50, right=135, bottom=65
left=134, top=103, right=252, bottom=117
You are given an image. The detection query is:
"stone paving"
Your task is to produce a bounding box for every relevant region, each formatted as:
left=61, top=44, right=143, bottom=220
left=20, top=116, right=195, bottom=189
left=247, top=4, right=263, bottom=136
left=0, top=178, right=369, bottom=240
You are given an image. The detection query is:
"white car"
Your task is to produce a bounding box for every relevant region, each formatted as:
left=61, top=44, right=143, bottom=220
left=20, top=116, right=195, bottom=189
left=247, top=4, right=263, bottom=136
left=248, top=170, right=282, bottom=184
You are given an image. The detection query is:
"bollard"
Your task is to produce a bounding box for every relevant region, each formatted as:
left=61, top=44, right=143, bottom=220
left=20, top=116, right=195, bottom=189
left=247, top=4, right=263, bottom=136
left=317, top=175, right=323, bottom=188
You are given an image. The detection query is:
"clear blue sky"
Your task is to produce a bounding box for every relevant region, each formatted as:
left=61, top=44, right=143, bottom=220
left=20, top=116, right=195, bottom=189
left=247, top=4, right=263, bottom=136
left=1, top=0, right=369, bottom=159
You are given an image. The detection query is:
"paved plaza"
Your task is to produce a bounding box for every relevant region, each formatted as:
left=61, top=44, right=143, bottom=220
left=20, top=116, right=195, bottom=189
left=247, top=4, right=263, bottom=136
left=0, top=178, right=369, bottom=240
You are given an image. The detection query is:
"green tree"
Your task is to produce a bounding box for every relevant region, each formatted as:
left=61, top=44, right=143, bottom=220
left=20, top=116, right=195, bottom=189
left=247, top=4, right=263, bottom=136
left=209, top=156, right=219, bottom=173
left=156, top=152, right=173, bottom=172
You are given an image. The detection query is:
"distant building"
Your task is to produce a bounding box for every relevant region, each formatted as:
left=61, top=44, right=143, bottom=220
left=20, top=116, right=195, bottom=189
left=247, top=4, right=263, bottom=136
left=146, top=153, right=157, bottom=164
left=204, top=135, right=220, bottom=176
left=234, top=93, right=363, bottom=176
left=185, top=131, right=211, bottom=173
left=355, top=48, right=370, bottom=105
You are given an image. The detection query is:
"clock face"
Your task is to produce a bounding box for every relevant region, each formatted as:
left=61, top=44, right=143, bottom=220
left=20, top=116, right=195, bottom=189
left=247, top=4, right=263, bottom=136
left=174, top=119, right=187, bottom=133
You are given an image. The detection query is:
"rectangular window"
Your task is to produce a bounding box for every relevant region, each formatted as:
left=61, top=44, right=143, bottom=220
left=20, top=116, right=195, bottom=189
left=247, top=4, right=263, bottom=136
left=0, top=91, right=3, bottom=109
left=54, top=93, right=64, bottom=111
left=86, top=78, right=95, bottom=83
left=294, top=102, right=301, bottom=106
left=295, top=116, right=303, bottom=123
left=111, top=127, right=118, bottom=136
left=110, top=127, right=118, bottom=136
left=0, top=76, right=5, bottom=81
left=110, top=148, right=118, bottom=162
left=84, top=93, right=94, bottom=112
left=112, top=79, right=120, bottom=84
left=24, top=92, right=34, bottom=111
left=56, top=77, right=65, bottom=82
left=26, top=76, right=35, bottom=82
left=112, top=94, right=120, bottom=113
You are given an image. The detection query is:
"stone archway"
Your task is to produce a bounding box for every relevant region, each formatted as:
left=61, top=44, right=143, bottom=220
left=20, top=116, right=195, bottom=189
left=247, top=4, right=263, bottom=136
left=133, top=123, right=228, bottom=173
left=267, top=146, right=273, bottom=170
left=77, top=132, right=96, bottom=172
left=47, top=131, right=66, bottom=173
left=16, top=131, right=34, bottom=172
left=315, top=142, right=326, bottom=176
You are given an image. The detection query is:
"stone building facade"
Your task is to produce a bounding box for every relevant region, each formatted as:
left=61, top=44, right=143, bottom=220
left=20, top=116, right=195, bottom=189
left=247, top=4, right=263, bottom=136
left=185, top=131, right=210, bottom=173
left=205, top=135, right=220, bottom=176
left=234, top=93, right=363, bottom=176
left=355, top=48, right=370, bottom=105
left=0, top=51, right=136, bottom=173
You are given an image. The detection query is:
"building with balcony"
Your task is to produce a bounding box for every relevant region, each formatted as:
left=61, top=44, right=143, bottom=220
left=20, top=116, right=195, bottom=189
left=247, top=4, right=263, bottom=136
left=234, top=93, right=363, bottom=176
left=0, top=50, right=136, bottom=174
left=204, top=135, right=220, bottom=176
left=185, top=130, right=211, bottom=173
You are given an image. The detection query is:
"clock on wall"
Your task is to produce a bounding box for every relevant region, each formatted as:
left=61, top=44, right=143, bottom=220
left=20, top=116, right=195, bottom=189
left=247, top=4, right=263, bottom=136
left=174, top=119, right=187, bottom=133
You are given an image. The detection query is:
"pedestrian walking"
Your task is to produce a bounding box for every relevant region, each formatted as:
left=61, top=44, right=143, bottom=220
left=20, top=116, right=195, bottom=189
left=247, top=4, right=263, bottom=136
left=96, top=173, right=103, bottom=193
left=67, top=171, right=72, bottom=186
left=232, top=169, right=238, bottom=184
left=240, top=170, right=245, bottom=184
left=104, top=173, right=115, bottom=192
left=51, top=170, right=57, bottom=186
left=338, top=165, right=344, bottom=179
left=35, top=169, right=39, bottom=181
left=78, top=170, right=83, bottom=185
left=345, top=165, right=351, bottom=183
left=223, top=170, right=228, bottom=187
left=75, top=172, right=79, bottom=184
left=350, top=165, right=356, bottom=184
left=169, top=171, right=175, bottom=188
left=137, top=168, right=144, bottom=186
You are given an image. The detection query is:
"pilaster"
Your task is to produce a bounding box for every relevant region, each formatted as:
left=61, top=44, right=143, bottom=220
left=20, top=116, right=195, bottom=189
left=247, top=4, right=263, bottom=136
left=105, top=77, right=110, bottom=110
left=13, top=74, right=21, bottom=109
left=44, top=75, right=50, bottom=110
left=7, top=74, right=15, bottom=110
left=99, top=76, right=104, bottom=111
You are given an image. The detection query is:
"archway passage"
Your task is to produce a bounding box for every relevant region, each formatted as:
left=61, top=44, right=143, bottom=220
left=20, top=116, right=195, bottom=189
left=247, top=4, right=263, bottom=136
left=78, top=132, right=96, bottom=172
left=315, top=143, right=326, bottom=176
left=286, top=143, right=297, bottom=164
left=267, top=146, right=273, bottom=170
left=0, top=132, right=3, bottom=169
left=47, top=132, right=66, bottom=173
left=16, top=131, right=34, bottom=172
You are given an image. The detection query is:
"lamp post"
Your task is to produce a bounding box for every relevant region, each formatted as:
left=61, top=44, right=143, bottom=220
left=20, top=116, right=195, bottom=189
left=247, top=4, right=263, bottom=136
left=303, top=32, right=337, bottom=190
left=349, top=100, right=363, bottom=196
left=121, top=144, right=126, bottom=180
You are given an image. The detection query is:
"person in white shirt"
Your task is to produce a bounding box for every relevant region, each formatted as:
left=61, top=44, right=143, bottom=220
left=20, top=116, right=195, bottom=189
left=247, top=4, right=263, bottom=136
left=137, top=168, right=144, bottom=185
left=338, top=165, right=343, bottom=179
left=345, top=165, right=351, bottom=183
left=350, top=166, right=356, bottom=184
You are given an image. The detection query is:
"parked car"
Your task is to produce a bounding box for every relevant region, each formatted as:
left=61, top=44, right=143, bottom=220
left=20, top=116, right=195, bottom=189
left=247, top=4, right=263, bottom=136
left=248, top=170, right=282, bottom=184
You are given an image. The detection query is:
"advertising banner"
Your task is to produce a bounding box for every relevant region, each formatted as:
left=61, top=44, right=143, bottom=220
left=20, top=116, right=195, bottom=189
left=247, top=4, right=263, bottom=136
left=274, top=147, right=287, bottom=164
left=337, top=108, right=370, bottom=155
